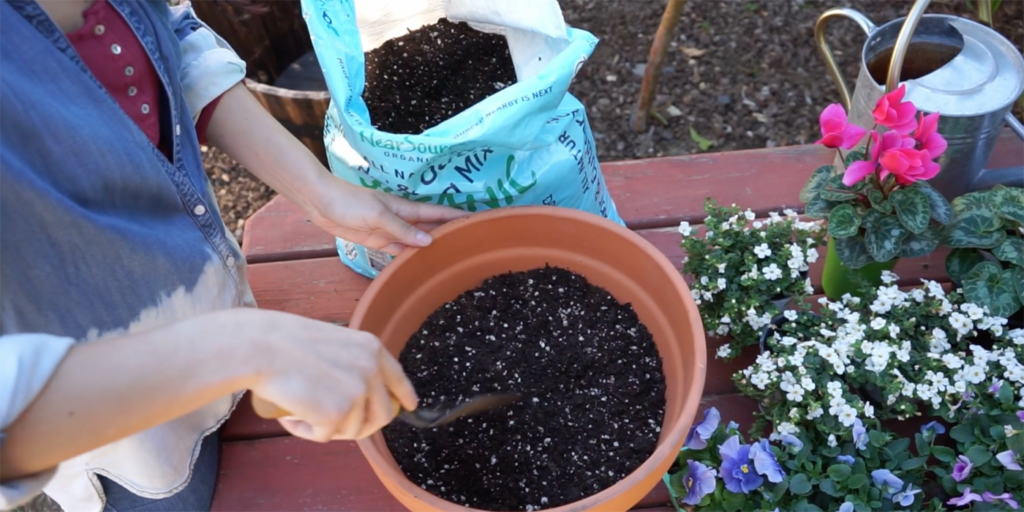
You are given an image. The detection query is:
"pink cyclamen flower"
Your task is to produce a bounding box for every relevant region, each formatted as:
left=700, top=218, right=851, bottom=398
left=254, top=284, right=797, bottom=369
left=816, top=103, right=868, bottom=150
left=841, top=130, right=911, bottom=186
left=872, top=84, right=919, bottom=134
left=984, top=492, right=1020, bottom=510
left=913, top=111, right=947, bottom=158
left=880, top=146, right=939, bottom=185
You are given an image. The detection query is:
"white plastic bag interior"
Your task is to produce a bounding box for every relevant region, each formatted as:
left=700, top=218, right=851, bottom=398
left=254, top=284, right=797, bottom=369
left=352, top=0, right=571, bottom=81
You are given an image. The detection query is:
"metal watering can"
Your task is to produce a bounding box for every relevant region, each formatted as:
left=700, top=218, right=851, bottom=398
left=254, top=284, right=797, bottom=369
left=815, top=0, right=1024, bottom=201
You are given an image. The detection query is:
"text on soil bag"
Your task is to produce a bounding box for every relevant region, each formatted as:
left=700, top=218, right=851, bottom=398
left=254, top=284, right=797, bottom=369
left=358, top=130, right=452, bottom=155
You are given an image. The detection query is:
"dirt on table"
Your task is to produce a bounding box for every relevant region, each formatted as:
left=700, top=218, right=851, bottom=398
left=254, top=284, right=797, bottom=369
left=362, top=18, right=518, bottom=134
left=383, top=265, right=666, bottom=511
left=202, top=0, right=1023, bottom=245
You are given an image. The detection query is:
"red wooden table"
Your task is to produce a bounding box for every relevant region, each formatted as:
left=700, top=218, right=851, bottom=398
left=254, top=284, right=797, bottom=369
left=211, top=130, right=1023, bottom=512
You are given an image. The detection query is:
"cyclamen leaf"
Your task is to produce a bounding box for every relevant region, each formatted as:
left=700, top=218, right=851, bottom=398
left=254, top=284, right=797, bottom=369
left=820, top=174, right=860, bottom=201
left=993, top=237, right=1024, bottom=267
left=897, top=225, right=942, bottom=258
left=910, top=181, right=953, bottom=224
left=963, top=263, right=1022, bottom=318
left=805, top=195, right=840, bottom=219
left=828, top=204, right=861, bottom=238
left=946, top=248, right=987, bottom=285
left=952, top=190, right=995, bottom=215
left=865, top=214, right=909, bottom=262
left=996, top=186, right=1024, bottom=224
left=890, top=187, right=932, bottom=234
left=1014, top=267, right=1024, bottom=306
left=868, top=189, right=892, bottom=214
left=942, top=221, right=1006, bottom=249
left=800, top=165, right=833, bottom=203
left=844, top=148, right=867, bottom=168
left=834, top=235, right=873, bottom=269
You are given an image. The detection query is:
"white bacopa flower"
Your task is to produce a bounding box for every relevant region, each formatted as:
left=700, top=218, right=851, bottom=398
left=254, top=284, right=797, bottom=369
left=942, top=354, right=964, bottom=370
left=804, top=278, right=814, bottom=295
left=786, top=388, right=805, bottom=402
left=750, top=372, right=770, bottom=389
left=827, top=381, right=843, bottom=396
left=837, top=405, right=858, bottom=427
left=800, top=376, right=815, bottom=391
left=779, top=336, right=798, bottom=347
left=784, top=310, right=798, bottom=321
left=783, top=208, right=797, bottom=217
left=699, top=276, right=709, bottom=286
left=880, top=270, right=898, bottom=284
left=763, top=264, right=783, bottom=281
left=744, top=209, right=756, bottom=221
left=806, top=247, right=819, bottom=263
left=888, top=324, right=901, bottom=339
left=1009, top=329, right=1024, bottom=345
left=720, top=221, right=731, bottom=230
left=938, top=299, right=953, bottom=315
left=754, top=243, right=772, bottom=259
left=753, top=221, right=763, bottom=229
left=827, top=434, right=838, bottom=448
left=789, top=408, right=801, bottom=420
left=960, top=303, right=985, bottom=321
left=716, top=344, right=732, bottom=359
left=717, top=278, right=727, bottom=291
left=910, top=288, right=926, bottom=302
left=863, top=402, right=875, bottom=418
left=923, top=279, right=946, bottom=299
left=806, top=407, right=824, bottom=420
left=949, top=312, right=974, bottom=337
left=870, top=317, right=886, bottom=330
left=715, top=324, right=731, bottom=336
left=964, top=365, right=986, bottom=384
left=678, top=221, right=692, bottom=236
left=720, top=315, right=732, bottom=324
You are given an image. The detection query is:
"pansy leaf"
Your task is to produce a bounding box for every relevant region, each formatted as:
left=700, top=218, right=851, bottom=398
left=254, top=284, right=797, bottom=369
left=800, top=165, right=833, bottom=203
left=820, top=478, right=841, bottom=496
left=902, top=456, right=929, bottom=470
left=910, top=181, right=953, bottom=225
left=993, top=237, right=1024, bottom=267
left=890, top=187, right=931, bottom=234
left=865, top=214, right=908, bottom=262
left=789, top=473, right=812, bottom=495
left=945, top=248, right=987, bottom=285
left=771, top=481, right=789, bottom=502
left=828, top=464, right=852, bottom=481
left=950, top=425, right=976, bottom=443
left=999, top=382, right=1014, bottom=407
left=897, top=225, right=942, bottom=258
left=847, top=473, right=868, bottom=489
left=932, top=446, right=957, bottom=462
left=834, top=235, right=873, bottom=269
left=963, top=262, right=1022, bottom=318
left=820, top=174, right=861, bottom=201
left=966, top=445, right=993, bottom=466
left=1014, top=267, right=1024, bottom=306
left=829, top=204, right=861, bottom=238
left=942, top=221, right=1006, bottom=249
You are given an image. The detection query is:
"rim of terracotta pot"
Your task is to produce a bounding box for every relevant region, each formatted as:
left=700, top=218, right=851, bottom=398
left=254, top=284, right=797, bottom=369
left=350, top=205, right=707, bottom=512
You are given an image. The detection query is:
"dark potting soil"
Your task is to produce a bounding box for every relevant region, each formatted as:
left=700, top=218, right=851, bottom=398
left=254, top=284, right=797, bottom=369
left=383, top=266, right=666, bottom=511
left=362, top=18, right=517, bottom=135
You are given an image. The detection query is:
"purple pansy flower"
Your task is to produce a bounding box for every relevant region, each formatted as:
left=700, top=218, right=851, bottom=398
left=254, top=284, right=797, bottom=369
left=997, top=450, right=1022, bottom=471
left=852, top=418, right=868, bottom=450
left=983, top=492, right=1020, bottom=510
left=1017, top=410, right=1024, bottom=423
left=749, top=439, right=786, bottom=483
left=871, top=469, right=904, bottom=498
left=680, top=460, right=717, bottom=506
left=920, top=420, right=945, bottom=436
left=989, top=379, right=1003, bottom=394
left=719, top=435, right=764, bottom=493
left=781, top=434, right=803, bottom=451
left=948, top=488, right=983, bottom=507
left=836, top=455, right=855, bottom=464
left=893, top=483, right=921, bottom=507
left=685, top=408, right=720, bottom=450
left=838, top=503, right=854, bottom=512
left=952, top=455, right=973, bottom=482
left=726, top=421, right=739, bottom=433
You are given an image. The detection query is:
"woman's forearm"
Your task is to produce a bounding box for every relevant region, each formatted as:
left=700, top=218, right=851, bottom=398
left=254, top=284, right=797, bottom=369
left=0, top=315, right=255, bottom=481
left=204, top=83, right=330, bottom=214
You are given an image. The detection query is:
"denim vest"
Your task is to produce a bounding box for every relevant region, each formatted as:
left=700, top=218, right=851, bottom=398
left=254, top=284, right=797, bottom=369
left=1, top=2, right=250, bottom=510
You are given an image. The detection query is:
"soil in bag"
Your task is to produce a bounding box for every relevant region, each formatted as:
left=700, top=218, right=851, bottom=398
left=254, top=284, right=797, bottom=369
left=362, top=18, right=518, bottom=134
left=383, top=266, right=667, bottom=511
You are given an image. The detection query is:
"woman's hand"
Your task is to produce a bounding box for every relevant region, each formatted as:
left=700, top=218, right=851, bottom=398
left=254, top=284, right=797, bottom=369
left=226, top=308, right=419, bottom=441
left=303, top=176, right=468, bottom=255
left=205, top=84, right=467, bottom=256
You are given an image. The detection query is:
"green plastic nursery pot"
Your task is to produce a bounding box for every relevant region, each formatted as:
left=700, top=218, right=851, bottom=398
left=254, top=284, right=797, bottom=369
left=350, top=205, right=708, bottom=512
left=821, top=237, right=898, bottom=300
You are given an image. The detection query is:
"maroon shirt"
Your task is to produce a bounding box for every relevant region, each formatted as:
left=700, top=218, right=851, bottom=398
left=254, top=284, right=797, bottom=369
left=67, top=0, right=222, bottom=157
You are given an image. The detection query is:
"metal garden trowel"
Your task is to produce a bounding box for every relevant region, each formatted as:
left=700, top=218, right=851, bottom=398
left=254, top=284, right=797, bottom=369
left=251, top=392, right=520, bottom=429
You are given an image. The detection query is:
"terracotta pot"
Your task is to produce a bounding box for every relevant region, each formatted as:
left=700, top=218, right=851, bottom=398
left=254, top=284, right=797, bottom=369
left=350, top=205, right=707, bottom=512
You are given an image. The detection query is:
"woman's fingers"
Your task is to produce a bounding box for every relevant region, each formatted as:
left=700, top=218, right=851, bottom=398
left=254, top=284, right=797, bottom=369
left=380, top=350, right=418, bottom=411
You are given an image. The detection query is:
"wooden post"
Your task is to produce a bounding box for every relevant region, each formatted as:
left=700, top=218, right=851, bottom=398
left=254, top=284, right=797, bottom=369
left=630, top=0, right=689, bottom=133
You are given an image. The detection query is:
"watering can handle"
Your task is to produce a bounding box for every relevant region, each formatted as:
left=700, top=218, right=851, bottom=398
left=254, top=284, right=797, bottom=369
left=814, top=0, right=933, bottom=110
left=814, top=8, right=877, bottom=110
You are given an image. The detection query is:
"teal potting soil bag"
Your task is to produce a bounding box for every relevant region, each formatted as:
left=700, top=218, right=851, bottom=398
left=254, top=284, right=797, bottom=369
left=299, top=0, right=623, bottom=279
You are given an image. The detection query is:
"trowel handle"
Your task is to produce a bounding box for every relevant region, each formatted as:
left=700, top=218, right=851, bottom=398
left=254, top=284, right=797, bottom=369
left=814, top=7, right=877, bottom=110
left=250, top=393, right=402, bottom=422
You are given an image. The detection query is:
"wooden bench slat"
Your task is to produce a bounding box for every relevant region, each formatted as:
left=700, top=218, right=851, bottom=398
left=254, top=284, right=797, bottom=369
left=213, top=394, right=757, bottom=512
left=242, top=130, right=1023, bottom=263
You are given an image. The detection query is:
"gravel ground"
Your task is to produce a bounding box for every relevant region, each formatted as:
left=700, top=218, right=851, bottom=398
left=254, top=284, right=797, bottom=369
left=198, top=0, right=1019, bottom=243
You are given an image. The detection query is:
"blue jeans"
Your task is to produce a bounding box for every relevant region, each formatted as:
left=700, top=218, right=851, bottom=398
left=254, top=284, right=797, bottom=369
left=100, top=432, right=219, bottom=512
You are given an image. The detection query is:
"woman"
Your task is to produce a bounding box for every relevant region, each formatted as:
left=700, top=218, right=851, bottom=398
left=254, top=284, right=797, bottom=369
left=0, top=0, right=466, bottom=510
